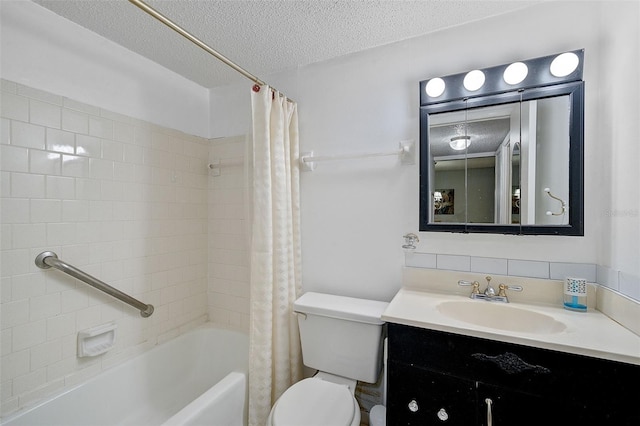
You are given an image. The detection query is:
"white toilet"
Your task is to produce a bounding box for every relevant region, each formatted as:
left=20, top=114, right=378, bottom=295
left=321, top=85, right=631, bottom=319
left=266, top=292, right=389, bottom=426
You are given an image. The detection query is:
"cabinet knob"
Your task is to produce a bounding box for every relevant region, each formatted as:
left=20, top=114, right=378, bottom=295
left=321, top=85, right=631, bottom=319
left=437, top=408, right=449, bottom=421
left=408, top=399, right=419, bottom=412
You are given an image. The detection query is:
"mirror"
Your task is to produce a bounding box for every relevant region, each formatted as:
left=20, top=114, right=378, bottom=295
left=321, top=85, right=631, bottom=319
left=420, top=67, right=584, bottom=235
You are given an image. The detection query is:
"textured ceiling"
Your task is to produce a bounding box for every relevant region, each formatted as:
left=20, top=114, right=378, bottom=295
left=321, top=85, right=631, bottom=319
left=430, top=118, right=510, bottom=157
left=33, top=0, right=542, bottom=89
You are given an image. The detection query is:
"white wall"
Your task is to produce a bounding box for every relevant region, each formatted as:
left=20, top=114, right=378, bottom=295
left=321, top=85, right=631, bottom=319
left=0, top=0, right=210, bottom=138
left=211, top=0, right=639, bottom=301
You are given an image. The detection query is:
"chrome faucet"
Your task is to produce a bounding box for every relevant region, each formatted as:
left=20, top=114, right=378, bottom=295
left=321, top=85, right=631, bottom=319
left=483, top=276, right=495, bottom=297
left=457, top=276, right=523, bottom=303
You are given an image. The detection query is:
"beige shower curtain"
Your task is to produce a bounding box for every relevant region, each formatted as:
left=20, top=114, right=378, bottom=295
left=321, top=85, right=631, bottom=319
left=248, top=85, right=303, bottom=426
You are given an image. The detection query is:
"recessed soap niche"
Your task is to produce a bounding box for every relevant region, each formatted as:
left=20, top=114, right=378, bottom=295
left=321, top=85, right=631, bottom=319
left=77, top=322, right=117, bottom=358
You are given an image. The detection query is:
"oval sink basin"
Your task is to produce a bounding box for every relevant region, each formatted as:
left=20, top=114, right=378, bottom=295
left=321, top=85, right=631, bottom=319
left=437, top=301, right=566, bottom=334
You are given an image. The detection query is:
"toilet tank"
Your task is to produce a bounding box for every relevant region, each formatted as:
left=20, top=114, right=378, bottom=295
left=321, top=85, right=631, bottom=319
left=294, top=292, right=389, bottom=383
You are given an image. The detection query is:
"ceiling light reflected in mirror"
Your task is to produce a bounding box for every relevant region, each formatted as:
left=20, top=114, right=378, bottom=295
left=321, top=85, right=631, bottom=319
left=449, top=135, right=471, bottom=150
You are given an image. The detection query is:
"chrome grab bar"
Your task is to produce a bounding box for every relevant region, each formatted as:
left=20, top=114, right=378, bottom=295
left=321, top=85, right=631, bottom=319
left=35, top=251, right=154, bottom=318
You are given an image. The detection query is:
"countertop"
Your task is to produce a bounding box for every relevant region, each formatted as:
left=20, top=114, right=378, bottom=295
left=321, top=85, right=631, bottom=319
left=382, top=287, right=640, bottom=365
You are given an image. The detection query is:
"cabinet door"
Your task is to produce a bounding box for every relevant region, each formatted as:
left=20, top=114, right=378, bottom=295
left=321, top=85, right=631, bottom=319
left=387, top=361, right=476, bottom=426
left=477, top=382, right=554, bottom=426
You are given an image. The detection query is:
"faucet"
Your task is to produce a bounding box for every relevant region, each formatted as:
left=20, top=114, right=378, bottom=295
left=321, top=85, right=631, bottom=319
left=482, top=276, right=495, bottom=297
left=457, top=276, right=523, bottom=303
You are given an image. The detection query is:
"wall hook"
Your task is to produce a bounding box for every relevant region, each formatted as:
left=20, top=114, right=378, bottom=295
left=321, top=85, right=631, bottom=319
left=544, top=188, right=566, bottom=216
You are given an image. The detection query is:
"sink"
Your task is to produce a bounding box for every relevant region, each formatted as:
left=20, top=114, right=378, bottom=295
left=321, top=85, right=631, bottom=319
left=437, top=300, right=567, bottom=334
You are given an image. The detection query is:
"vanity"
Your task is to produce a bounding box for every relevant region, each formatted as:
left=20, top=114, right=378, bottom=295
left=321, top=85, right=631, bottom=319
left=382, top=287, right=640, bottom=425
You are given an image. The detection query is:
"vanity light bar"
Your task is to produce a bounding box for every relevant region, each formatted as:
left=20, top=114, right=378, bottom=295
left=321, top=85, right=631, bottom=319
left=420, top=49, right=584, bottom=106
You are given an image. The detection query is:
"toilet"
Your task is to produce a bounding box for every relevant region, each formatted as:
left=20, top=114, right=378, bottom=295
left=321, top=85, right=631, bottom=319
left=267, top=292, right=389, bottom=426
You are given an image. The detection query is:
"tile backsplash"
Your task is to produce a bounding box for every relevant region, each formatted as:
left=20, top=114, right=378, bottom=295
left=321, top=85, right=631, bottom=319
left=405, top=251, right=638, bottom=301
left=1, top=80, right=211, bottom=415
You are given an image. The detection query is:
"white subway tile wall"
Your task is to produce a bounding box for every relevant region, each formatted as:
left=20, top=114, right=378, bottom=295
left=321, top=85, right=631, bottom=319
left=208, top=136, right=251, bottom=332
left=0, top=80, right=214, bottom=416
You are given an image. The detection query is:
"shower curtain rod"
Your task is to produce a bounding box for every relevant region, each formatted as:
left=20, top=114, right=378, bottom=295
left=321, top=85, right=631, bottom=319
left=128, top=0, right=291, bottom=100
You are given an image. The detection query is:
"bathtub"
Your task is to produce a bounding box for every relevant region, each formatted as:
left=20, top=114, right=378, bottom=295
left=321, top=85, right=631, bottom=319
left=2, top=324, right=248, bottom=426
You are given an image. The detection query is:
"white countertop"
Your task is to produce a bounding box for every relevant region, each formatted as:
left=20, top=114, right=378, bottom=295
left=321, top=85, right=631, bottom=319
left=382, top=287, right=640, bottom=365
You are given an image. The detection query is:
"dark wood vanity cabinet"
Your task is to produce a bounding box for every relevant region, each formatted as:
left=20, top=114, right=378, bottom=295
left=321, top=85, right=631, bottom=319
left=387, top=323, right=640, bottom=426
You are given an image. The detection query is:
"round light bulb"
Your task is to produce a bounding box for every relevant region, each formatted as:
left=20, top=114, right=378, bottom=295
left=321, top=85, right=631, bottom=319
left=463, top=70, right=485, bottom=91
left=503, top=62, right=529, bottom=85
left=425, top=78, right=446, bottom=98
left=550, top=52, right=579, bottom=77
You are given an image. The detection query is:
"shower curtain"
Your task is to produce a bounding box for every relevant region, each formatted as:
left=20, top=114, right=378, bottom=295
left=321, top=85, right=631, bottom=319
left=248, top=85, right=303, bottom=426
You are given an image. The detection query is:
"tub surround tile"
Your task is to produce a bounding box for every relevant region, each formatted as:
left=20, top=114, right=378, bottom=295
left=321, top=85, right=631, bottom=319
left=17, top=84, right=63, bottom=106
left=45, top=128, right=75, bottom=154
left=31, top=199, right=62, bottom=223
left=45, top=176, right=75, bottom=199
left=2, top=118, right=10, bottom=144
left=12, top=320, right=47, bottom=352
left=1, top=328, right=12, bottom=357
left=61, top=154, right=89, bottom=178
left=75, top=134, right=101, bottom=158
left=1, top=198, right=30, bottom=224
left=29, top=149, right=61, bottom=175
left=1, top=144, right=29, bottom=172
left=11, top=121, right=45, bottom=150
left=61, top=108, right=88, bottom=134
left=29, top=99, right=61, bottom=129
left=1, top=80, right=214, bottom=416
left=0, top=92, right=29, bottom=122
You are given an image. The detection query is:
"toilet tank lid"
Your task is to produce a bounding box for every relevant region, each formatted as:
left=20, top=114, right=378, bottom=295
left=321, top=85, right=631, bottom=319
left=294, top=292, right=389, bottom=325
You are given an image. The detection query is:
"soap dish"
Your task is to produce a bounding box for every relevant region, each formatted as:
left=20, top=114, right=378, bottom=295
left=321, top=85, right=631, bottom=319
left=77, top=322, right=117, bottom=357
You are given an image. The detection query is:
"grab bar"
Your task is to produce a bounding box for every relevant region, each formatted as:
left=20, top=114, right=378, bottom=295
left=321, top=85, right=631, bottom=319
left=35, top=251, right=154, bottom=317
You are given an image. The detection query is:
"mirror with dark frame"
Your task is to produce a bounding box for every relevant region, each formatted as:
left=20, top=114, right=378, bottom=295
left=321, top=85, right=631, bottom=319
left=419, top=51, right=584, bottom=235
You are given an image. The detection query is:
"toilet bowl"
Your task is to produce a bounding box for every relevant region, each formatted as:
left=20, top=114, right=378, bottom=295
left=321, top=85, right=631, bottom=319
left=266, top=292, right=389, bottom=426
left=266, top=376, right=360, bottom=426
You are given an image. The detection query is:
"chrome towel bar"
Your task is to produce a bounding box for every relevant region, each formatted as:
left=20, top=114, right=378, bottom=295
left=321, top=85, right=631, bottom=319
left=35, top=251, right=154, bottom=317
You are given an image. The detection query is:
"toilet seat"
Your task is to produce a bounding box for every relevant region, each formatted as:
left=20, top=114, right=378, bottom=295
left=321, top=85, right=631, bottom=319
left=269, top=378, right=360, bottom=426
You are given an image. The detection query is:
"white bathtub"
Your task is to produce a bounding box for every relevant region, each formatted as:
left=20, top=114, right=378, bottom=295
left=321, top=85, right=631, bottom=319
left=2, top=324, right=249, bottom=426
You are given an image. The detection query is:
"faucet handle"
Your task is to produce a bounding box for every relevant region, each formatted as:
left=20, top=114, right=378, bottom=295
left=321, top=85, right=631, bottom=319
left=458, top=280, right=480, bottom=294
left=497, top=283, right=523, bottom=297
